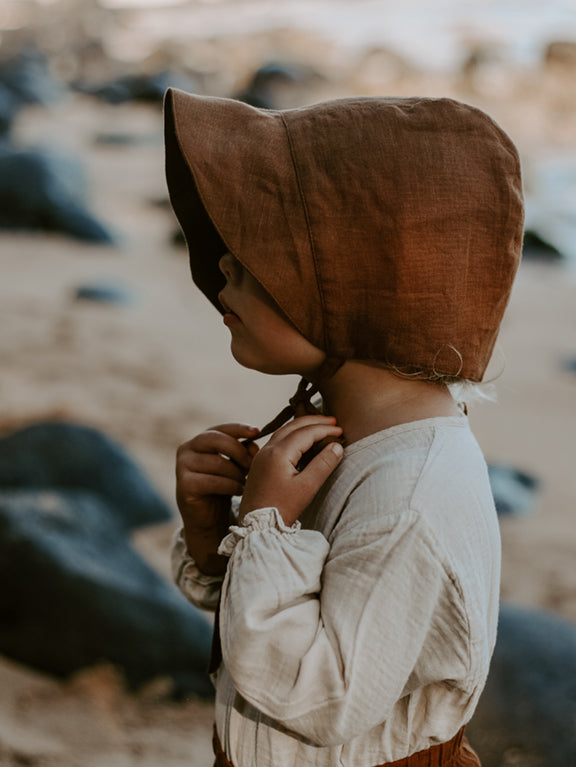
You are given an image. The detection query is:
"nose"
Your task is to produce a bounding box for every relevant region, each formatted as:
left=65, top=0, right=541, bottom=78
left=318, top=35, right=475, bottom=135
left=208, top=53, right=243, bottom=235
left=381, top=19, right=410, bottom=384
left=219, top=252, right=243, bottom=285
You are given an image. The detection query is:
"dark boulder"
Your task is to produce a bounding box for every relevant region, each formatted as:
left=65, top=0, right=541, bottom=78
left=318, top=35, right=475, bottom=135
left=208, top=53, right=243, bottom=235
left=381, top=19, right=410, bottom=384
left=0, top=490, right=213, bottom=697
left=522, top=229, right=564, bottom=262
left=469, top=604, right=576, bottom=766
left=0, top=144, right=115, bottom=243
left=0, top=422, right=171, bottom=531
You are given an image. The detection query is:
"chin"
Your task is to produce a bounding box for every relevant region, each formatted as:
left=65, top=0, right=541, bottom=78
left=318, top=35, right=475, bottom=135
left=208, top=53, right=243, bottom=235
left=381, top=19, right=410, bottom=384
left=230, top=348, right=294, bottom=376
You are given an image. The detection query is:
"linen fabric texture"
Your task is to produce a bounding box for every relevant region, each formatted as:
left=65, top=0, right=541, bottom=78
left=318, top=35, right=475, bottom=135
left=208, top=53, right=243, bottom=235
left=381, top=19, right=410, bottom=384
left=172, top=416, right=499, bottom=766
left=164, top=89, right=524, bottom=381
left=211, top=724, right=481, bottom=767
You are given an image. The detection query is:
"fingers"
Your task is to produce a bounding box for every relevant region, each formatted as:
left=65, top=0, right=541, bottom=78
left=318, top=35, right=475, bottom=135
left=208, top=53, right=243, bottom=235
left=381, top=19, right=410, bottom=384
left=299, top=441, right=344, bottom=487
left=244, top=440, right=260, bottom=458
left=179, top=423, right=259, bottom=470
left=274, top=423, right=343, bottom=466
left=180, top=472, right=245, bottom=501
left=181, top=452, right=247, bottom=484
left=267, top=414, right=338, bottom=444
left=210, top=423, right=261, bottom=439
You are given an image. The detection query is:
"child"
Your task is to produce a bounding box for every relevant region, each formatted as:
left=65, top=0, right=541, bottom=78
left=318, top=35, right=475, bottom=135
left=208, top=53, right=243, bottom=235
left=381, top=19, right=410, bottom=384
left=165, top=90, right=524, bottom=767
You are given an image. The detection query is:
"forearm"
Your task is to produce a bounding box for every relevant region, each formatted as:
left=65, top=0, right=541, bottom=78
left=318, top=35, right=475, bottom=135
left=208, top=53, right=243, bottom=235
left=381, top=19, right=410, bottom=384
left=182, top=496, right=234, bottom=576
left=184, top=525, right=229, bottom=576
left=172, top=528, right=224, bottom=611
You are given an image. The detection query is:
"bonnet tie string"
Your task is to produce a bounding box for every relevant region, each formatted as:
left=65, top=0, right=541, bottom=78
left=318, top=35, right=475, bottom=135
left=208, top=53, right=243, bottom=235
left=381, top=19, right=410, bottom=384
left=251, top=377, right=320, bottom=441
left=249, top=357, right=344, bottom=441
left=245, top=358, right=345, bottom=470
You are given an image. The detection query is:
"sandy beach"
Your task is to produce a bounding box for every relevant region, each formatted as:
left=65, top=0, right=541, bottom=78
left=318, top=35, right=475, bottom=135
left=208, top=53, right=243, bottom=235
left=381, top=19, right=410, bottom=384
left=1, top=2, right=576, bottom=763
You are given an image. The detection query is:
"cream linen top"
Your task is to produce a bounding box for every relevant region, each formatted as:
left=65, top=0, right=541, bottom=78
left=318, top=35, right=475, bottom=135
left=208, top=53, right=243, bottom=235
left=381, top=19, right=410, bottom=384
left=172, top=416, right=500, bottom=766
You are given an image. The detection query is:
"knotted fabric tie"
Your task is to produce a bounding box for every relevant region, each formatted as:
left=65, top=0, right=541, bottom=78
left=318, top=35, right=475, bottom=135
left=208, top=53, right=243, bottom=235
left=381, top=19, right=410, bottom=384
left=247, top=358, right=345, bottom=469
left=250, top=356, right=344, bottom=440
left=252, top=378, right=321, bottom=440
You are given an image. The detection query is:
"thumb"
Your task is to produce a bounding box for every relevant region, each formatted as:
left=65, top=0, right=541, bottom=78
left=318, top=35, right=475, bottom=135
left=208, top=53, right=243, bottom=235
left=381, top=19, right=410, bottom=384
left=300, top=441, right=344, bottom=484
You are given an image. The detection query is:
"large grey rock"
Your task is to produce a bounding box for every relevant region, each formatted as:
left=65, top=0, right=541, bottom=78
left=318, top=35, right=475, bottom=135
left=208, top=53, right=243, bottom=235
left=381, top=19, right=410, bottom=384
left=468, top=604, right=576, bottom=766
left=0, top=144, right=115, bottom=243
left=0, top=422, right=172, bottom=531
left=0, top=490, right=213, bottom=698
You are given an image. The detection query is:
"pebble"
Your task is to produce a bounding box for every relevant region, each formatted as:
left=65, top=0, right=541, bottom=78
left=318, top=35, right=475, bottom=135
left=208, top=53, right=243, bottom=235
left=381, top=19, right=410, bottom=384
left=488, top=463, right=540, bottom=517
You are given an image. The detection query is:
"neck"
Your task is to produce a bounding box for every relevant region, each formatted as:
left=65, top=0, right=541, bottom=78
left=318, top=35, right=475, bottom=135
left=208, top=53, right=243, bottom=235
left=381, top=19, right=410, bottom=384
left=317, top=361, right=462, bottom=445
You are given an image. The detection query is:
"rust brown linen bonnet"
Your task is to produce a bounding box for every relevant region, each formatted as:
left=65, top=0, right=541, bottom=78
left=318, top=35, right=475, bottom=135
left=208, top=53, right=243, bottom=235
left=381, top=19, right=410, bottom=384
left=164, top=89, right=524, bottom=381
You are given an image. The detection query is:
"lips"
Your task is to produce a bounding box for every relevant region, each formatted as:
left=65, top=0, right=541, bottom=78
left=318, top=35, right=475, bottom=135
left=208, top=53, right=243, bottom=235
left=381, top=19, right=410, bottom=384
left=218, top=292, right=241, bottom=323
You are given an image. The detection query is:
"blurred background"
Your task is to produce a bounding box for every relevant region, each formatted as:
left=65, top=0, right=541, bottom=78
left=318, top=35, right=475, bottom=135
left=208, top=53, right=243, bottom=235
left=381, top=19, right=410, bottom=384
left=1, top=1, right=575, bottom=765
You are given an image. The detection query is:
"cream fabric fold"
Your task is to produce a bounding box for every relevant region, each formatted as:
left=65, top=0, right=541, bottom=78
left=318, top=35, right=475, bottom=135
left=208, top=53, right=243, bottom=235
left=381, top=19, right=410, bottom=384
left=172, top=416, right=500, bottom=766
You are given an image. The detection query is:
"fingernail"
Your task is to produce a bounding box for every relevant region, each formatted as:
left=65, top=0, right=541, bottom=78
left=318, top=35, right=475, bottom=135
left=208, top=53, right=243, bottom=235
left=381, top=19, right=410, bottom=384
left=331, top=443, right=344, bottom=456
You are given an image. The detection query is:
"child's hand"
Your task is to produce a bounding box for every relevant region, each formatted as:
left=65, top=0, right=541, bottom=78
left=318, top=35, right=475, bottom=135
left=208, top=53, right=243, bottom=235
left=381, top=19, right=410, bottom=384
left=176, top=423, right=260, bottom=574
left=239, top=415, right=344, bottom=527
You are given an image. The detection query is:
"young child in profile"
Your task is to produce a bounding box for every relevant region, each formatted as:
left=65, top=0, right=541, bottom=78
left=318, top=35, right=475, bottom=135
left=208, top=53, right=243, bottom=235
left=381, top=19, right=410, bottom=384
left=165, top=89, right=524, bottom=767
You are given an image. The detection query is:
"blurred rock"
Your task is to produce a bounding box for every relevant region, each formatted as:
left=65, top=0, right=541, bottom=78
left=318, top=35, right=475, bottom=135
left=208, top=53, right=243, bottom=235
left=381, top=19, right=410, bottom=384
left=488, top=463, right=540, bottom=517
left=76, top=70, right=198, bottom=105
left=468, top=603, right=576, bottom=766
left=171, top=227, right=186, bottom=248
left=544, top=41, right=576, bottom=69
left=234, top=60, right=317, bottom=109
left=0, top=45, right=67, bottom=106
left=352, top=46, right=414, bottom=91
left=522, top=229, right=564, bottom=262
left=74, top=282, right=135, bottom=306
left=0, top=144, right=115, bottom=243
left=562, top=355, right=576, bottom=374
left=0, top=84, right=18, bottom=137
left=0, top=490, right=213, bottom=697
left=0, top=422, right=171, bottom=531
left=458, top=44, right=514, bottom=98
left=94, top=131, right=162, bottom=147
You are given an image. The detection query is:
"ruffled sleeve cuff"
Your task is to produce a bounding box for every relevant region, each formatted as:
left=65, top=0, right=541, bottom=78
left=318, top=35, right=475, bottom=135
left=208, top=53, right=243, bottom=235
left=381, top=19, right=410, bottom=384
left=171, top=527, right=224, bottom=612
left=218, top=507, right=300, bottom=556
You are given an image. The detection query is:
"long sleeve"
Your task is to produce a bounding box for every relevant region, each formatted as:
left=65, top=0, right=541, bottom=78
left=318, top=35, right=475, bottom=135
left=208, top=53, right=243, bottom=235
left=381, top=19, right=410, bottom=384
left=210, top=419, right=500, bottom=765
left=171, top=527, right=224, bottom=612
left=217, top=499, right=472, bottom=747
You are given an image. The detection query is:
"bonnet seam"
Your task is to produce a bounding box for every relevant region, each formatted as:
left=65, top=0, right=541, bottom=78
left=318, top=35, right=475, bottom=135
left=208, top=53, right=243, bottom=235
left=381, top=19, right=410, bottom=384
left=280, top=113, right=329, bottom=351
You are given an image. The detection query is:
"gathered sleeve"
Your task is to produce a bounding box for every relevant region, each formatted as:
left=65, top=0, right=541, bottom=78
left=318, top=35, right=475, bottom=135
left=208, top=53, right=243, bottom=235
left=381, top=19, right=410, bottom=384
left=216, top=499, right=472, bottom=747
left=171, top=527, right=224, bottom=612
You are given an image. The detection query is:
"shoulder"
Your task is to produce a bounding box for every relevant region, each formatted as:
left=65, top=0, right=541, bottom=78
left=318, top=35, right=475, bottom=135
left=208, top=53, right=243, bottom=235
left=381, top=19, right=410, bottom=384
left=329, top=416, right=486, bottom=528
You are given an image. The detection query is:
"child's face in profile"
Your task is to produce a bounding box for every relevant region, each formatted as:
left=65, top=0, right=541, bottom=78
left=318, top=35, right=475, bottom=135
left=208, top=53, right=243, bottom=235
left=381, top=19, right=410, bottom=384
left=218, top=252, right=325, bottom=376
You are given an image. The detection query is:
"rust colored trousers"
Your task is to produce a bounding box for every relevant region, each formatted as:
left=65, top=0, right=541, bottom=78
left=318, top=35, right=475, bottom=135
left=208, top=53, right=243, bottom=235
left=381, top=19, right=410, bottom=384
left=212, top=724, right=481, bottom=767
